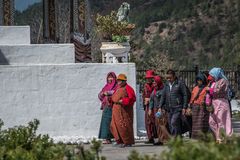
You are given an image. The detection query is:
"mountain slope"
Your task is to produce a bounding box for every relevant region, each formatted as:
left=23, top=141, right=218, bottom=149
left=129, top=0, right=240, bottom=68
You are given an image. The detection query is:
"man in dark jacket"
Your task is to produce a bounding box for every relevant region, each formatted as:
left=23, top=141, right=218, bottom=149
left=159, top=69, right=188, bottom=137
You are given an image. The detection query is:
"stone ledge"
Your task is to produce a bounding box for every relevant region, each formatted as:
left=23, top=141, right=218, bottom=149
left=0, top=26, right=30, bottom=44
left=0, top=44, right=75, bottom=64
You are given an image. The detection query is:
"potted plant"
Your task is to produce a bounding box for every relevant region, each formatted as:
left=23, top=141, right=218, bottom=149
left=96, top=11, right=129, bottom=42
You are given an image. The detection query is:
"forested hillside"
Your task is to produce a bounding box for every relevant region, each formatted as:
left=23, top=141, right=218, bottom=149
left=92, top=0, right=240, bottom=68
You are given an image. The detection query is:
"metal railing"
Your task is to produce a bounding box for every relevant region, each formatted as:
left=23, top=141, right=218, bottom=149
left=137, top=65, right=240, bottom=97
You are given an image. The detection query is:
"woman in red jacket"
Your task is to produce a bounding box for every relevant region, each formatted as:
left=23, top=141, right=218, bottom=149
left=142, top=70, right=155, bottom=143
left=111, top=74, right=136, bottom=148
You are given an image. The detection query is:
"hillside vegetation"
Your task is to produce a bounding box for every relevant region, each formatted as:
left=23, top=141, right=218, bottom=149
left=128, top=0, right=240, bottom=68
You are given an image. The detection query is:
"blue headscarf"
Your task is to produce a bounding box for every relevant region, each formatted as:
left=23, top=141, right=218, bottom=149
left=209, top=67, right=228, bottom=81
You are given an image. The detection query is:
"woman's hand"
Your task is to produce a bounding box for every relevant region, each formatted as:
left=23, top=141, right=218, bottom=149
left=186, top=108, right=192, bottom=116
left=148, top=109, right=152, bottom=116
left=144, top=98, right=150, bottom=105
left=118, top=99, right=123, bottom=104
left=182, top=109, right=186, bottom=115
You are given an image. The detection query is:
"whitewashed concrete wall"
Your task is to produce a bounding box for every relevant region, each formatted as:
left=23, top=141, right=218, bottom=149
left=0, top=44, right=75, bottom=64
left=0, top=26, right=30, bottom=45
left=136, top=85, right=146, bottom=136
left=0, top=63, right=136, bottom=142
left=231, top=100, right=240, bottom=111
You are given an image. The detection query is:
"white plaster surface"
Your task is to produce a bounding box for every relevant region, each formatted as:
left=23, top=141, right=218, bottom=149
left=0, top=63, right=136, bottom=142
left=0, top=44, right=75, bottom=64
left=231, top=100, right=240, bottom=111
left=0, top=26, right=30, bottom=44
left=101, top=42, right=130, bottom=63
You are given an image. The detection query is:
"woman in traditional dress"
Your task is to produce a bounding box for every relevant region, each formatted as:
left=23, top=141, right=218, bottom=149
left=149, top=76, right=170, bottom=145
left=98, top=72, right=117, bottom=144
left=142, top=70, right=155, bottom=143
left=110, top=74, right=136, bottom=148
left=189, top=72, right=209, bottom=139
left=207, top=68, right=233, bottom=143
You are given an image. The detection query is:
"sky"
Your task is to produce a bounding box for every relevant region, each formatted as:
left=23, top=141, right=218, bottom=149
left=15, top=0, right=41, bottom=12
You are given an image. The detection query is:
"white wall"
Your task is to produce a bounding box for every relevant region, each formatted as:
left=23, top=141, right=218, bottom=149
left=0, top=44, right=75, bottom=64
left=0, top=63, right=136, bottom=142
left=0, top=26, right=30, bottom=44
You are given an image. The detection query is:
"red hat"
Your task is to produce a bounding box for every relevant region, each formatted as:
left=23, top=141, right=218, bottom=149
left=145, top=70, right=155, bottom=78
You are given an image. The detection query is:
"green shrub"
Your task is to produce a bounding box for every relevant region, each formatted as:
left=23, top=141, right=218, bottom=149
left=112, top=35, right=128, bottom=43
left=0, top=119, right=105, bottom=160
left=0, top=119, right=65, bottom=160
left=128, top=136, right=240, bottom=160
left=162, top=136, right=240, bottom=160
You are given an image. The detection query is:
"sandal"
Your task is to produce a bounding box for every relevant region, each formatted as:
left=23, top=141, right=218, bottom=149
left=102, top=139, right=112, bottom=144
left=216, top=139, right=222, bottom=144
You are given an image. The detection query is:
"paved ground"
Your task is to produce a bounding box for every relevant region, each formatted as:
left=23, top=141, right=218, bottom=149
left=85, top=141, right=167, bottom=160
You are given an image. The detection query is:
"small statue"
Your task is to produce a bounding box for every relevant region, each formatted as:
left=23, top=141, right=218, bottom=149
left=117, top=2, right=130, bottom=22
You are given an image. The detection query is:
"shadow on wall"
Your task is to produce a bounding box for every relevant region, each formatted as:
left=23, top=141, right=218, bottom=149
left=0, top=49, right=9, bottom=65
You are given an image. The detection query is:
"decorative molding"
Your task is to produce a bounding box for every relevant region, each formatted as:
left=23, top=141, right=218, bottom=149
left=48, top=0, right=56, bottom=40
left=78, top=0, right=85, bottom=34
left=0, top=0, right=3, bottom=25
left=11, top=0, right=14, bottom=24
left=43, top=0, right=49, bottom=38
left=71, top=0, right=79, bottom=33
left=43, top=0, right=56, bottom=41
left=2, top=0, right=14, bottom=25
left=55, top=0, right=71, bottom=43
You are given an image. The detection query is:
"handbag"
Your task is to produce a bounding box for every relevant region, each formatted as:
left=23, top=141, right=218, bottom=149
left=205, top=93, right=212, bottom=106
left=205, top=82, right=215, bottom=106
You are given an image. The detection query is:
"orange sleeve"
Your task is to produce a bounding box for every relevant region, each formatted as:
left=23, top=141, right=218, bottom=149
left=190, top=86, right=198, bottom=104
left=198, top=87, right=207, bottom=104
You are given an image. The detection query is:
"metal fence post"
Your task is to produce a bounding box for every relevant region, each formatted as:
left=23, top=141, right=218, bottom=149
left=194, top=65, right=199, bottom=76
left=237, top=65, right=240, bottom=93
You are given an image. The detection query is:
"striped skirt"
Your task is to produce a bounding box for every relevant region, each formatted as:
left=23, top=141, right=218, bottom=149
left=191, top=105, right=210, bottom=139
left=98, top=107, right=113, bottom=139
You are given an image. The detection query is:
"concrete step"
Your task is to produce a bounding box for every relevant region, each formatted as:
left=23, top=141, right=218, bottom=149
left=0, top=26, right=30, bottom=45
left=0, top=44, right=75, bottom=64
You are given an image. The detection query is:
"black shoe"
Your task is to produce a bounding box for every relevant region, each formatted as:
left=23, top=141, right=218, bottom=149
left=145, top=139, right=154, bottom=144
left=123, top=144, right=132, bottom=147
left=153, top=142, right=163, bottom=146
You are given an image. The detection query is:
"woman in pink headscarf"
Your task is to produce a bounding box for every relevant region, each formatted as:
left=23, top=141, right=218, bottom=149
left=98, top=72, right=117, bottom=144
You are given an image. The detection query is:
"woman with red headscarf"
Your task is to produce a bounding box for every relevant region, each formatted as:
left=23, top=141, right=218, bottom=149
left=142, top=70, right=155, bottom=143
left=148, top=76, right=170, bottom=145
left=98, top=72, right=117, bottom=144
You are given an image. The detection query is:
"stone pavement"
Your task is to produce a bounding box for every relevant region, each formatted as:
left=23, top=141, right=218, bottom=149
left=85, top=141, right=167, bottom=160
